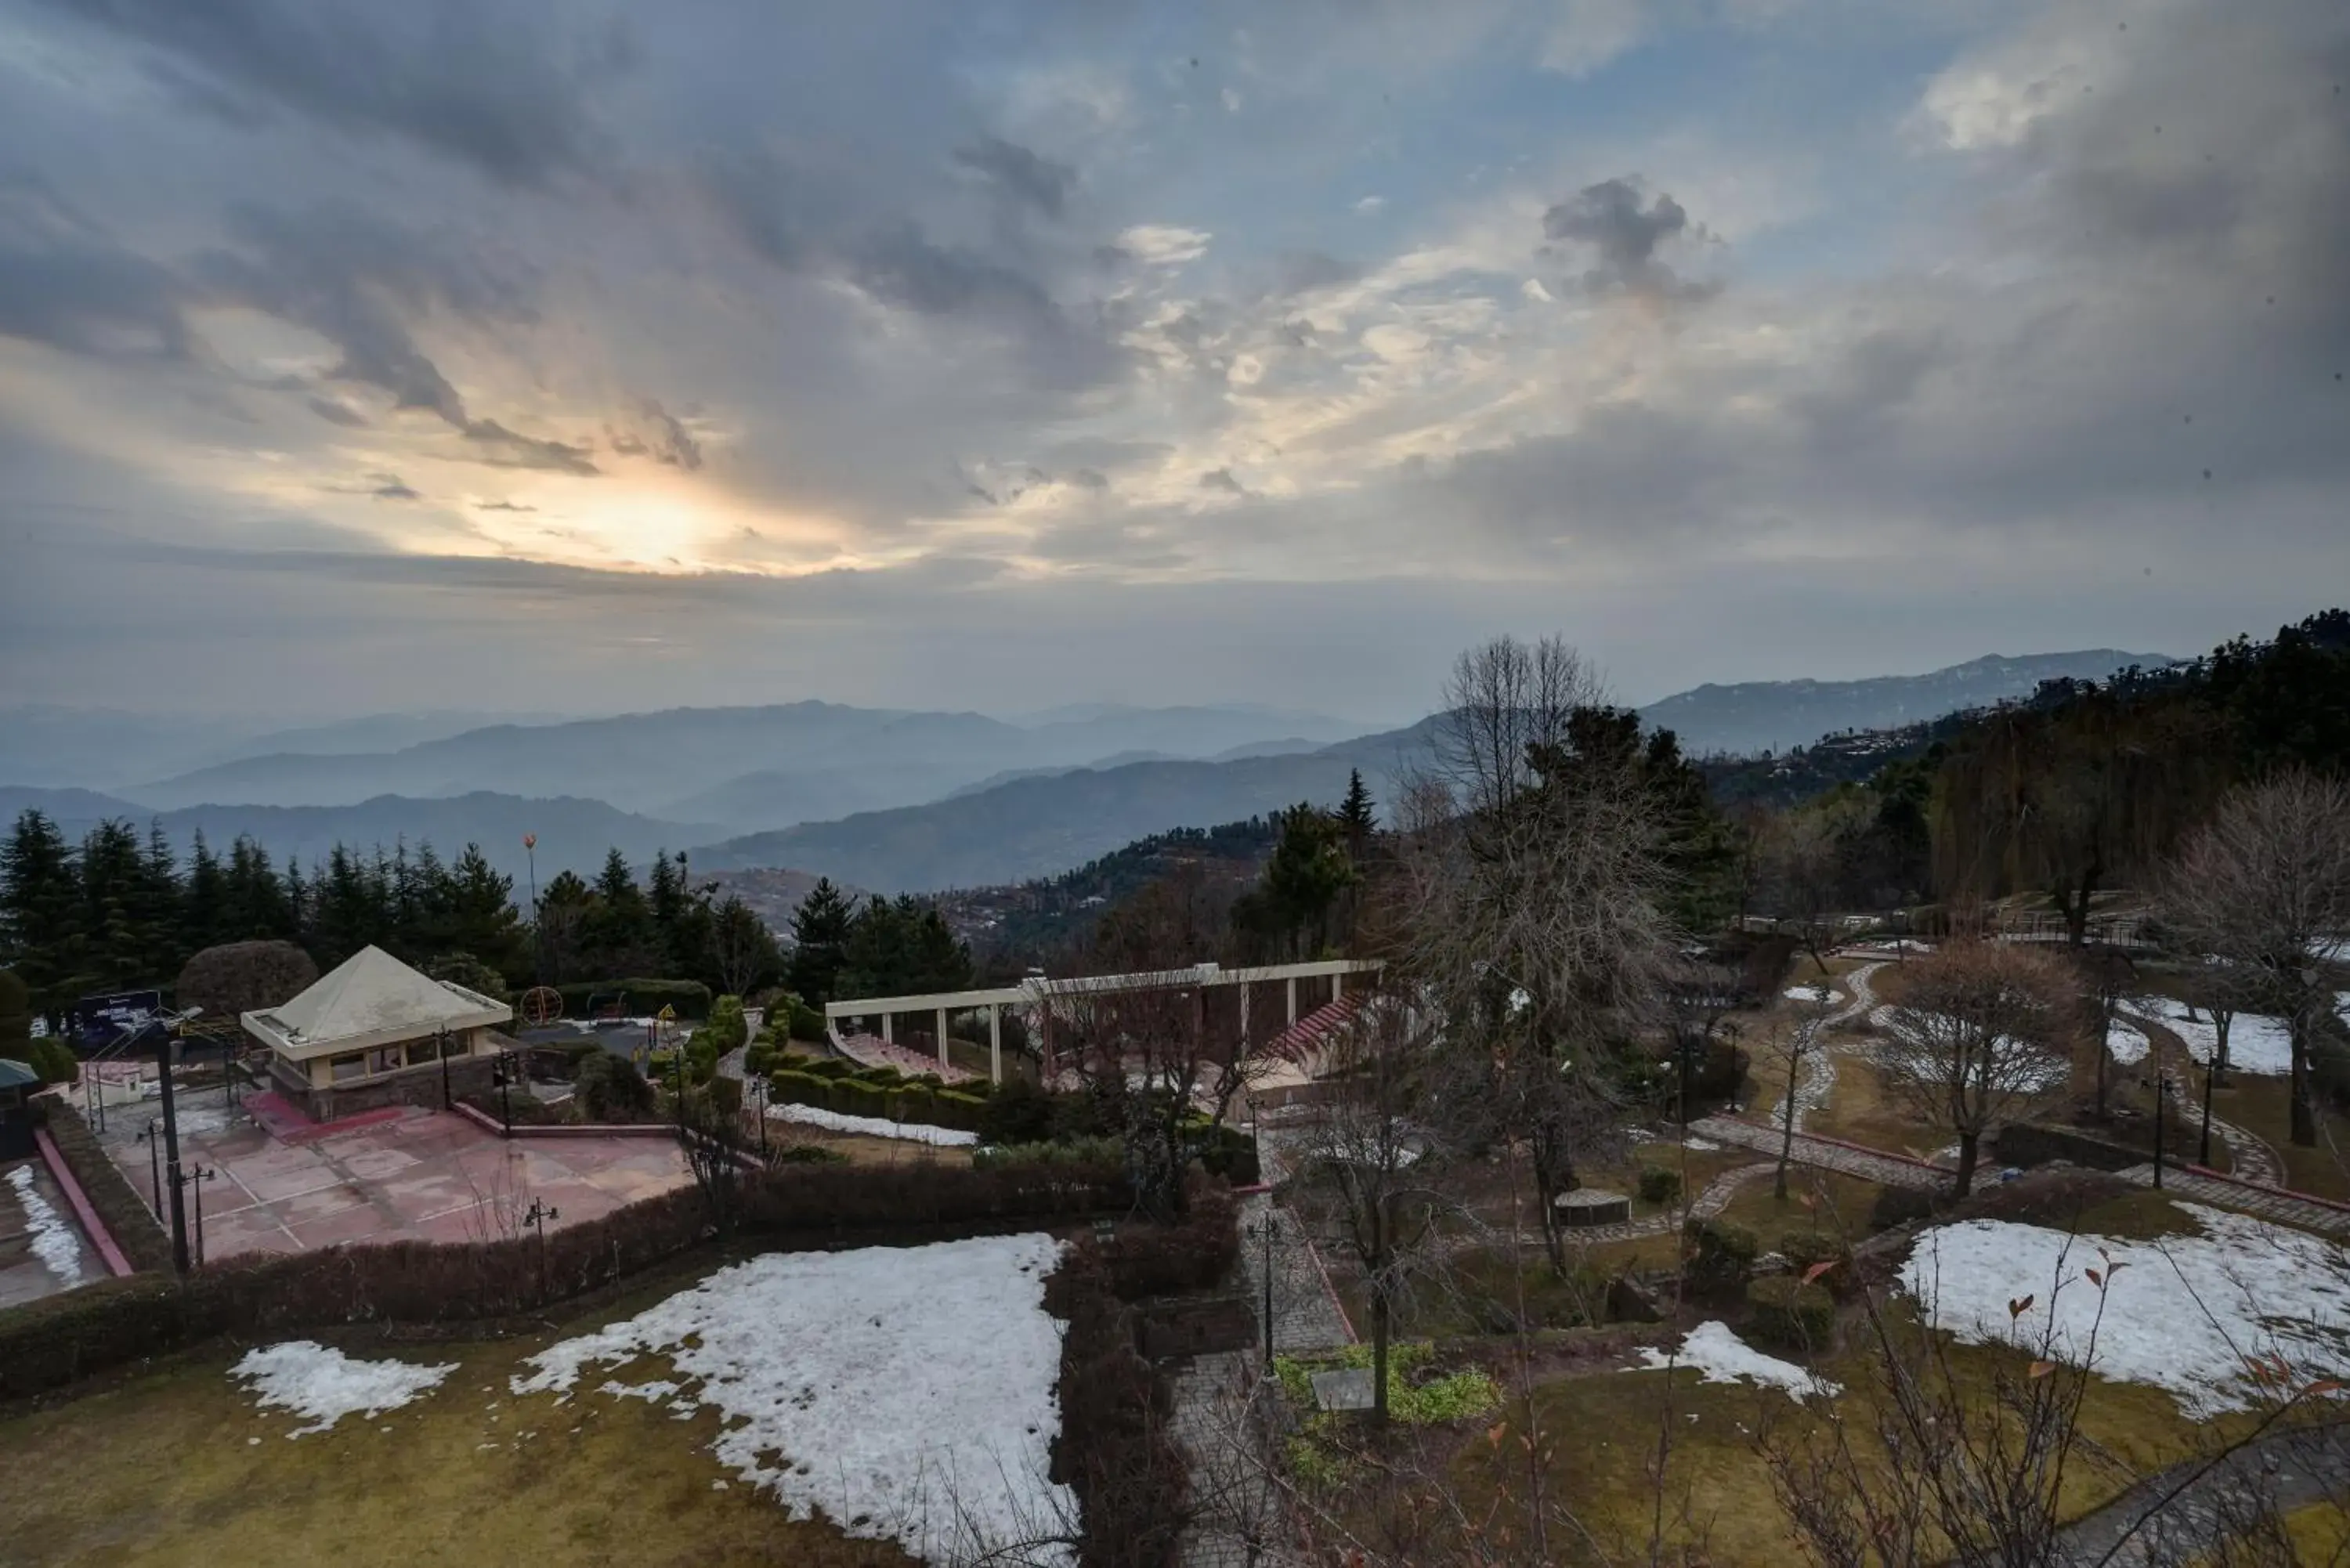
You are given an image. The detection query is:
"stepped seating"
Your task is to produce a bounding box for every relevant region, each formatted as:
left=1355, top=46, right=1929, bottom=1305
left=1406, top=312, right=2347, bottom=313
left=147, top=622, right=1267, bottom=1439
left=1263, top=994, right=1363, bottom=1068
left=830, top=1029, right=982, bottom=1086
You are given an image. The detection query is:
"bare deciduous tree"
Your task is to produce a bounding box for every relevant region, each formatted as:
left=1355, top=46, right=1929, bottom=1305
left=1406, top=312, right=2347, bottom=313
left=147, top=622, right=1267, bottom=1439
left=1390, top=636, right=1682, bottom=1271
left=1879, top=941, right=2075, bottom=1198
left=1771, top=983, right=1835, bottom=1200
left=2160, top=771, right=2350, bottom=1148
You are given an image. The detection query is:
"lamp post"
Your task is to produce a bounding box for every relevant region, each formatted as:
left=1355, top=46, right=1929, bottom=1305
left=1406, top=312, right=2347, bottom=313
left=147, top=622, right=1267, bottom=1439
left=157, top=1019, right=191, bottom=1276
left=186, top=1163, right=215, bottom=1266
left=492, top=1050, right=515, bottom=1135
left=523, top=833, right=541, bottom=985
left=137, top=1118, right=161, bottom=1215
left=1247, top=1213, right=1282, bottom=1368
left=2145, top=1067, right=2167, bottom=1190
left=2199, top=1057, right=2216, bottom=1169
left=524, top=1197, right=559, bottom=1301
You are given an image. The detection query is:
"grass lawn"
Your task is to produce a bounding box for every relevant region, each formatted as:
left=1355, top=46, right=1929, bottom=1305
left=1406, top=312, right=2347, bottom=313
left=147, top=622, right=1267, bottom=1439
left=1441, top=1299, right=2256, bottom=1566
left=2209, top=1072, right=2350, bottom=1201
left=0, top=1283, right=908, bottom=1566
left=768, top=1128, right=976, bottom=1168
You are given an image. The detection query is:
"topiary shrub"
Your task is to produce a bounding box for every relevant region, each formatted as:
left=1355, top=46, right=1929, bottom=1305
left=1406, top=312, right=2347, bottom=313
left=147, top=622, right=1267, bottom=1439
left=1638, top=1165, right=1684, bottom=1205
left=174, top=941, right=319, bottom=1021
left=931, top=1090, right=989, bottom=1133
left=28, top=1037, right=80, bottom=1085
left=1745, top=1276, right=1836, bottom=1353
left=743, top=1040, right=776, bottom=1077
left=703, top=995, right=749, bottom=1054
left=1683, top=1216, right=1759, bottom=1294
left=1777, top=1232, right=1856, bottom=1299
left=836, top=1079, right=888, bottom=1122
left=573, top=1051, right=655, bottom=1122
left=1868, top=1185, right=1937, bottom=1232
left=707, top=1075, right=743, bottom=1117
left=896, top=1085, right=936, bottom=1125
left=787, top=999, right=828, bottom=1042
left=768, top=1069, right=828, bottom=1109
left=801, top=1057, right=854, bottom=1081
left=978, top=1076, right=1056, bottom=1146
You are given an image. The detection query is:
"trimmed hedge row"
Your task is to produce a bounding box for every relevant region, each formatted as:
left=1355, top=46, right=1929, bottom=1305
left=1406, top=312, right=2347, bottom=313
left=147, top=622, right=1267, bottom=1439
left=767, top=1064, right=992, bottom=1133
left=34, top=1098, right=174, bottom=1274
left=554, top=978, right=714, bottom=1021
left=0, top=1158, right=1131, bottom=1400
left=1745, top=1275, right=1835, bottom=1353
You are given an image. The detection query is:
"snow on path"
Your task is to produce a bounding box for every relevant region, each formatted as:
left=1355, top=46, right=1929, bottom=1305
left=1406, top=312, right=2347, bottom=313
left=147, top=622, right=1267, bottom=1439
left=230, top=1342, right=457, bottom=1436
left=1637, top=1321, right=1841, bottom=1401
left=6, top=1163, right=88, bottom=1283
left=765, top=1101, right=978, bottom=1147
left=2132, top=999, right=2295, bottom=1075
left=512, top=1234, right=1072, bottom=1565
left=2103, top=1020, right=2149, bottom=1067
left=1784, top=985, right=1840, bottom=1005
left=1899, top=1203, right=2350, bottom=1419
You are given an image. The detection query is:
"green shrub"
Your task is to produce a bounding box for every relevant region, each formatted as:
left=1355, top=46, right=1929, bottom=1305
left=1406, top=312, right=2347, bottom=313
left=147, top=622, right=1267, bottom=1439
left=553, top=978, right=714, bottom=1021
left=787, top=999, right=828, bottom=1042
left=703, top=995, right=749, bottom=1054
left=931, top=1091, right=989, bottom=1133
left=896, top=1086, right=936, bottom=1125
left=974, top=1135, right=1126, bottom=1172
left=768, top=1069, right=829, bottom=1109
left=707, top=1076, right=743, bottom=1116
left=1777, top=1232, right=1856, bottom=1299
left=1745, top=1276, right=1836, bottom=1353
left=574, top=1051, right=655, bottom=1122
left=772, top=1142, right=848, bottom=1165
left=837, top=1079, right=889, bottom=1122
left=1683, top=1216, right=1759, bottom=1293
left=1868, top=1185, right=1937, bottom=1232
left=28, top=1037, right=80, bottom=1085
left=1638, top=1165, right=1684, bottom=1205
left=978, top=1077, right=1057, bottom=1146
left=743, top=1040, right=776, bottom=1077
left=801, top=1057, right=855, bottom=1080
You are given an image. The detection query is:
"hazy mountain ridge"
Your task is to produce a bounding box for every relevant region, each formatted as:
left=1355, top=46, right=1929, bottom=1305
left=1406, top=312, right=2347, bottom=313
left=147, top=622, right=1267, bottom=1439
left=1636, top=649, right=2176, bottom=757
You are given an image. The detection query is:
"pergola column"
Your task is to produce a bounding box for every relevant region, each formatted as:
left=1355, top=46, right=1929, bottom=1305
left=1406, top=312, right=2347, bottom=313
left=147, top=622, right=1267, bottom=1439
left=988, top=1005, right=1002, bottom=1084
left=1286, top=977, right=1297, bottom=1027
left=1334, top=970, right=1345, bottom=1000
left=882, top=1012, right=893, bottom=1046
left=935, top=1006, right=949, bottom=1070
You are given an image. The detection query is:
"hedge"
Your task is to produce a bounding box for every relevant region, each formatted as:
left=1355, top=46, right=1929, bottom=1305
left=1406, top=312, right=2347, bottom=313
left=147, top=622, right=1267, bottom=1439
left=553, top=979, right=714, bottom=1021
left=1638, top=1165, right=1685, bottom=1205
left=35, top=1098, right=174, bottom=1274
left=1745, top=1275, right=1836, bottom=1353
left=1683, top=1216, right=1759, bottom=1294
left=1776, top=1232, right=1856, bottom=1299
left=1, top=1158, right=1132, bottom=1400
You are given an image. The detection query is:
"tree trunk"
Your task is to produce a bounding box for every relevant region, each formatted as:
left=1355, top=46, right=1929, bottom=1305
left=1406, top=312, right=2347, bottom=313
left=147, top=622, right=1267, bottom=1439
left=1954, top=1129, right=1980, bottom=1200
left=1777, top=1048, right=1800, bottom=1201
left=1371, top=1193, right=1391, bottom=1425
left=2290, top=1013, right=2317, bottom=1147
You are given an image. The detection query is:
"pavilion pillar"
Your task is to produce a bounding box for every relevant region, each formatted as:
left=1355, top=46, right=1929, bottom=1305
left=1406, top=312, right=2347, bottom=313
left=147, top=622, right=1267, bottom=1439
left=882, top=1013, right=893, bottom=1046
left=936, top=1006, right=949, bottom=1070
left=1286, top=977, right=1297, bottom=1027
left=1239, top=985, right=1250, bottom=1047
left=1334, top=970, right=1344, bottom=1001
left=989, top=1006, right=1002, bottom=1084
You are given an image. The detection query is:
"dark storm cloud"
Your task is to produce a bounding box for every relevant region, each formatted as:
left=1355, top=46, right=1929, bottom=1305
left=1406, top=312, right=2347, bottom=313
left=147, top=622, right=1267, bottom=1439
left=32, top=0, right=627, bottom=187
left=1542, top=177, right=1716, bottom=302
left=953, top=135, right=1076, bottom=219
left=0, top=178, right=190, bottom=358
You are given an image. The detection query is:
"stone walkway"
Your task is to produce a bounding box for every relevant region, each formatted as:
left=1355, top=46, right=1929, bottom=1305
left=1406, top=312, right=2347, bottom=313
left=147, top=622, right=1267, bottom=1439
left=1687, top=1115, right=1952, bottom=1192
left=2112, top=1164, right=2350, bottom=1238
left=1167, top=1352, right=1287, bottom=1568
left=2053, top=1419, right=2350, bottom=1566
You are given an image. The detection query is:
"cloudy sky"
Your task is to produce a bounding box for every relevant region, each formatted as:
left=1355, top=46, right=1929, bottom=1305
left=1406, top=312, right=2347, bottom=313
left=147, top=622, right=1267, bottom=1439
left=2, top=0, right=2344, bottom=724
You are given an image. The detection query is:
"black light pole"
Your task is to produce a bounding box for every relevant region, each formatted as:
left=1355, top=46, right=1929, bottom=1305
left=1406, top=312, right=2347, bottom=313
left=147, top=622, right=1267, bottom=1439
left=437, top=1024, right=452, bottom=1111
left=524, top=1197, right=559, bottom=1300
left=139, top=1118, right=161, bottom=1214
left=523, top=833, right=541, bottom=985
left=188, top=1164, right=215, bottom=1266
left=156, top=1021, right=192, bottom=1276
left=497, top=1050, right=515, bottom=1134
left=2148, top=1069, right=2167, bottom=1190
left=2200, top=1059, right=2216, bottom=1168
left=1249, top=1214, right=1281, bottom=1368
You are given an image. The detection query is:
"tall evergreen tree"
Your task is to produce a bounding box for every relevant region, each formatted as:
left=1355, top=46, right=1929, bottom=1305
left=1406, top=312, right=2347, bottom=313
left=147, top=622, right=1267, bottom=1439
left=1, top=810, right=79, bottom=1018
left=183, top=829, right=226, bottom=954
left=1336, top=768, right=1377, bottom=847
left=787, top=877, right=854, bottom=1004
left=443, top=844, right=524, bottom=975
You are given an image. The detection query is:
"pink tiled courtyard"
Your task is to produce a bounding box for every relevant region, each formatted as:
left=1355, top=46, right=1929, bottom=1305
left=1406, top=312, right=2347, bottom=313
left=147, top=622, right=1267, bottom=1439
left=99, top=1098, right=692, bottom=1261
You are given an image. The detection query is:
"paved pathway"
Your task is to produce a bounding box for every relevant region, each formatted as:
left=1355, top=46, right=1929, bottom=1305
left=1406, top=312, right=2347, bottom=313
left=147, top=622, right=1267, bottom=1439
left=2124, top=1006, right=2287, bottom=1187
left=1167, top=1353, right=1288, bottom=1568
left=2111, top=1164, right=2350, bottom=1239
left=1688, top=1115, right=1952, bottom=1192
left=2054, top=1420, right=2350, bottom=1566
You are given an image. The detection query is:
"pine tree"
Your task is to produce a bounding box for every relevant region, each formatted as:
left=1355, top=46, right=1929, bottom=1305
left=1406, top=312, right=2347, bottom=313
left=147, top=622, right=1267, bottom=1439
left=183, top=829, right=226, bottom=954
left=1, top=809, right=81, bottom=1018
left=787, top=877, right=854, bottom=1005
left=443, top=844, right=524, bottom=978
left=1337, top=768, right=1376, bottom=847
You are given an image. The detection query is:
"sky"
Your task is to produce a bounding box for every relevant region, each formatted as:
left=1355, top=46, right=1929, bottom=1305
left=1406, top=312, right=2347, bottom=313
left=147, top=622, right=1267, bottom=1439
left=1, top=0, right=2345, bottom=724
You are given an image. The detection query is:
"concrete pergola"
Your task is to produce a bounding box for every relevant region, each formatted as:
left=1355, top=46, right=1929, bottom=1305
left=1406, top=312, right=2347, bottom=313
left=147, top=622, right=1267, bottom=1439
left=824, top=956, right=1384, bottom=1084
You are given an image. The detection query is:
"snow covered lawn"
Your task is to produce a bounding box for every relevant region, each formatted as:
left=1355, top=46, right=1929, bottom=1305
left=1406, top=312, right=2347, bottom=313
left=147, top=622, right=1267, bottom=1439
left=512, top=1234, right=1072, bottom=1564
left=2104, top=1020, right=2149, bottom=1067
left=1899, top=1203, right=2350, bottom=1418
left=1784, top=985, right=1840, bottom=1005
left=765, top=1100, right=978, bottom=1146
left=230, top=1342, right=457, bottom=1436
left=1637, top=1321, right=1840, bottom=1402
left=2134, top=998, right=2296, bottom=1075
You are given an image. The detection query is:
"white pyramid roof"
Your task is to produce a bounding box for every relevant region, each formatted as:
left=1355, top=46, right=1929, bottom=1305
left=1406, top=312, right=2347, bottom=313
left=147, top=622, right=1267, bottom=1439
left=243, top=945, right=509, bottom=1059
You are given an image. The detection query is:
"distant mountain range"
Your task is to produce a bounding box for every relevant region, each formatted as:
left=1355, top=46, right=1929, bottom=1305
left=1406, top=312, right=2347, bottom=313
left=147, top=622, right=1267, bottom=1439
left=1636, top=649, right=2175, bottom=757
left=2, top=649, right=2183, bottom=900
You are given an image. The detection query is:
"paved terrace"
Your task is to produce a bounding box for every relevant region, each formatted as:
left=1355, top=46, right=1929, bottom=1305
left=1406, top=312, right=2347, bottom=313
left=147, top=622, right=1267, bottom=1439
left=95, top=1081, right=692, bottom=1262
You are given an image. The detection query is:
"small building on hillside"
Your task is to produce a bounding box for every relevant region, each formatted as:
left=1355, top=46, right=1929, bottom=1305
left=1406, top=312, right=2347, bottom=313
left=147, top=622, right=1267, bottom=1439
left=243, top=945, right=512, bottom=1121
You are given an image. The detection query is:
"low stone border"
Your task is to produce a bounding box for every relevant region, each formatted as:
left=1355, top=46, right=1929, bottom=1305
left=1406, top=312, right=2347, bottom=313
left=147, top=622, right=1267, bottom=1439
left=33, top=1126, right=133, bottom=1278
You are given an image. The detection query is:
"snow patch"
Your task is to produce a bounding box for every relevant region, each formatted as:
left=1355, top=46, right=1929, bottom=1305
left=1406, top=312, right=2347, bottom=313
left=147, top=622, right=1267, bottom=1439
left=512, top=1234, right=1072, bottom=1564
left=2103, top=1021, right=2149, bottom=1067
left=765, top=1100, right=978, bottom=1146
left=2135, top=999, right=2295, bottom=1075
left=1900, top=1204, right=2350, bottom=1418
left=230, top=1342, right=457, bottom=1435
left=1638, top=1321, right=1840, bottom=1402
left=1784, top=985, right=1839, bottom=1005
left=6, top=1163, right=89, bottom=1283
